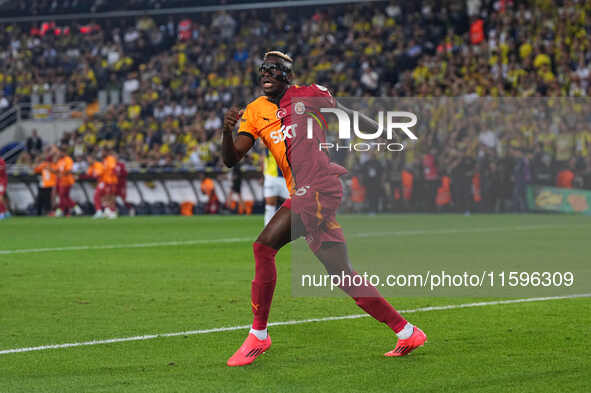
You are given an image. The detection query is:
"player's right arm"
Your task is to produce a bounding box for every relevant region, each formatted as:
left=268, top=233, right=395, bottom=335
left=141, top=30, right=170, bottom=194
left=34, top=162, right=46, bottom=174
left=221, top=106, right=255, bottom=168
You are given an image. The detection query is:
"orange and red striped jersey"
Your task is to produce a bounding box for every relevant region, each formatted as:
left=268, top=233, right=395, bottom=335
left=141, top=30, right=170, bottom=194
left=56, top=156, right=75, bottom=187
left=238, top=84, right=338, bottom=194
left=102, top=155, right=118, bottom=185
left=34, top=161, right=57, bottom=188
left=87, top=161, right=105, bottom=183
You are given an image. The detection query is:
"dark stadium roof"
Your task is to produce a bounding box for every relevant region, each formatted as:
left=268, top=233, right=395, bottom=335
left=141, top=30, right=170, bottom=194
left=0, top=0, right=321, bottom=19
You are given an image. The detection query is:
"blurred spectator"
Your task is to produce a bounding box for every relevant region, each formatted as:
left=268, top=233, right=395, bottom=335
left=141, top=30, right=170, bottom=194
left=482, top=160, right=502, bottom=213
left=556, top=158, right=576, bottom=189
left=360, top=66, right=379, bottom=94
left=422, top=148, right=439, bottom=212
left=582, top=157, right=591, bottom=190
left=532, top=145, right=554, bottom=186
left=0, top=93, right=10, bottom=113
left=204, top=112, right=222, bottom=137
left=511, top=149, right=532, bottom=212
left=26, top=130, right=44, bottom=157
left=360, top=151, right=384, bottom=214
left=450, top=152, right=475, bottom=215
left=212, top=11, right=236, bottom=39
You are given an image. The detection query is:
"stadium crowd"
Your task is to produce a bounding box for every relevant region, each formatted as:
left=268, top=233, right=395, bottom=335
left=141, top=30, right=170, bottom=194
left=2, top=0, right=591, bottom=214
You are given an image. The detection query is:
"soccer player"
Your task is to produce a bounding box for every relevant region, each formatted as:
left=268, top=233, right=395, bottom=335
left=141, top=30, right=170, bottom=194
left=0, top=156, right=9, bottom=219
left=115, top=159, right=134, bottom=216
left=227, top=161, right=244, bottom=214
left=34, top=151, right=57, bottom=216
left=262, top=149, right=289, bottom=225
left=55, top=146, right=82, bottom=217
left=200, top=175, right=219, bottom=214
left=222, top=51, right=426, bottom=367
left=102, top=149, right=119, bottom=219
left=87, top=154, right=106, bottom=218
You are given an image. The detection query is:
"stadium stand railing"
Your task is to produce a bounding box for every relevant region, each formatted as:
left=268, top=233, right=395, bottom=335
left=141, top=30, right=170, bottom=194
left=6, top=166, right=263, bottom=216
left=0, top=107, right=19, bottom=134
left=1, top=0, right=590, bottom=216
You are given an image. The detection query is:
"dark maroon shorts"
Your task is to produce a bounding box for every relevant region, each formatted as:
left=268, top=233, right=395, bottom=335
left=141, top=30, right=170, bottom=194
left=104, top=183, right=117, bottom=195
left=283, top=175, right=345, bottom=252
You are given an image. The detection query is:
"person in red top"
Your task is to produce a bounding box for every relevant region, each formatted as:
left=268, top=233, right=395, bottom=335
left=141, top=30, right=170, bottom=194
left=556, top=158, right=576, bottom=189
left=115, top=160, right=133, bottom=213
left=0, top=157, right=9, bottom=219
left=221, top=51, right=426, bottom=367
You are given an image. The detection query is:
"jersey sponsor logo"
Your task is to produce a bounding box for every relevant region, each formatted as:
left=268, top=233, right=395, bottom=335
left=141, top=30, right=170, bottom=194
left=270, top=124, right=297, bottom=144
left=295, top=185, right=310, bottom=196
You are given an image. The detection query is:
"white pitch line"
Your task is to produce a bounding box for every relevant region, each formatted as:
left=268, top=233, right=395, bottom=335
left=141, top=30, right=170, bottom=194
left=0, top=237, right=253, bottom=255
left=1, top=293, right=589, bottom=356
left=0, top=224, right=575, bottom=255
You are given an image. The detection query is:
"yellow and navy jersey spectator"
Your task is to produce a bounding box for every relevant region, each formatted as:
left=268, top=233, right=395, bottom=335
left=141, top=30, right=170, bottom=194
left=263, top=149, right=283, bottom=178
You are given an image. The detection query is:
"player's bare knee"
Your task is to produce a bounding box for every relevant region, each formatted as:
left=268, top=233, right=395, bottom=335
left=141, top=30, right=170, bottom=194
left=321, top=259, right=353, bottom=276
left=315, top=242, right=354, bottom=275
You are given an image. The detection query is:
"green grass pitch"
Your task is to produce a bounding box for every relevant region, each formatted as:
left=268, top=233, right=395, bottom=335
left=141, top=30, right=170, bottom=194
left=0, top=214, right=590, bottom=393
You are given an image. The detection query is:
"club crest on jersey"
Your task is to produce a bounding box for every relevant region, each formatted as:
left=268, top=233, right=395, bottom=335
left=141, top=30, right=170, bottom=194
left=276, top=108, right=287, bottom=119
left=294, top=101, right=306, bottom=115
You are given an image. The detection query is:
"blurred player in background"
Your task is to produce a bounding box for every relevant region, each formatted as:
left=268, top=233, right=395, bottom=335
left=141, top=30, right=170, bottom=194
left=222, top=51, right=426, bottom=367
left=33, top=149, right=58, bottom=216
left=115, top=159, right=134, bottom=216
left=0, top=156, right=8, bottom=219
left=102, top=149, right=119, bottom=219
left=200, top=175, right=219, bottom=214
left=55, top=146, right=82, bottom=217
left=87, top=153, right=106, bottom=218
left=262, top=149, right=289, bottom=225
left=227, top=161, right=244, bottom=214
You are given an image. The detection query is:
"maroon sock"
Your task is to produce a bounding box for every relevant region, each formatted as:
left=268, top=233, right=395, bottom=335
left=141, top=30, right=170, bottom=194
left=340, top=272, right=407, bottom=333
left=0, top=200, right=6, bottom=214
left=64, top=193, right=74, bottom=214
left=251, top=242, right=278, bottom=330
left=94, top=192, right=103, bottom=212
left=67, top=196, right=76, bottom=210
left=58, top=192, right=66, bottom=212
